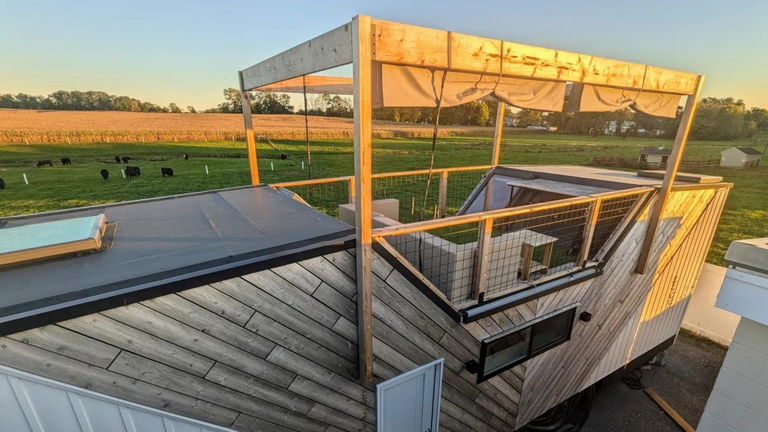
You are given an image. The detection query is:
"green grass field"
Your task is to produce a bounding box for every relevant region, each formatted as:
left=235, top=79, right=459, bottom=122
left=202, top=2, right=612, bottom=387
left=1, top=134, right=765, bottom=265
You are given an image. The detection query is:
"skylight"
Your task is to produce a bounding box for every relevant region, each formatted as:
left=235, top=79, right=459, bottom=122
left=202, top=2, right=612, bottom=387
left=0, top=214, right=107, bottom=266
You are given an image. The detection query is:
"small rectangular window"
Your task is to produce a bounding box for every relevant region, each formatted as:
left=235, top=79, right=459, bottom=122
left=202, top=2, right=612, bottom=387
left=476, top=305, right=577, bottom=383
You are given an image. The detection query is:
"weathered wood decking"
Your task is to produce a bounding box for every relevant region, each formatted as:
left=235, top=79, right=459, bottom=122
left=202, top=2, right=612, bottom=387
left=0, top=186, right=727, bottom=431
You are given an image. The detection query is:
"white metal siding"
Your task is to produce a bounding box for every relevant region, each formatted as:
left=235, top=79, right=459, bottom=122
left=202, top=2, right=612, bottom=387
left=0, top=365, right=232, bottom=432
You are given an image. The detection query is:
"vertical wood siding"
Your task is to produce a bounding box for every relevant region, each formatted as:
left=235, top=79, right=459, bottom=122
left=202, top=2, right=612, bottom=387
left=516, top=188, right=727, bottom=427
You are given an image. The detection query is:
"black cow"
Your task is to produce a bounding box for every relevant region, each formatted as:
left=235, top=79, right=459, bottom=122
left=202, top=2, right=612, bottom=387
left=121, top=156, right=131, bottom=164
left=183, top=153, right=189, bottom=160
left=125, top=166, right=141, bottom=179
left=161, top=167, right=174, bottom=177
left=0, top=178, right=5, bottom=190
left=100, top=169, right=109, bottom=181
left=36, top=160, right=53, bottom=168
left=115, top=155, right=121, bottom=163
left=61, top=157, right=72, bottom=165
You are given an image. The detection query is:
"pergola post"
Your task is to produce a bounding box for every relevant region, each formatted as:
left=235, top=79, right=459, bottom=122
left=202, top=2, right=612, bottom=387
left=239, top=72, right=260, bottom=185
left=635, top=75, right=705, bottom=274
left=491, top=101, right=506, bottom=165
left=352, top=15, right=374, bottom=385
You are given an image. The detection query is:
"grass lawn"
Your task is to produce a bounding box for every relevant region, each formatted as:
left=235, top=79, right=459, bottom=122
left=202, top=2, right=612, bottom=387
left=0, top=133, right=765, bottom=265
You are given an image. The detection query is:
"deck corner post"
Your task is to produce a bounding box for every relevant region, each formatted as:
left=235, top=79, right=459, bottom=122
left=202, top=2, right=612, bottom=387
left=472, top=216, right=494, bottom=300
left=352, top=14, right=375, bottom=385
left=635, top=75, right=705, bottom=274
left=492, top=101, right=506, bottom=165
left=239, top=71, right=260, bottom=185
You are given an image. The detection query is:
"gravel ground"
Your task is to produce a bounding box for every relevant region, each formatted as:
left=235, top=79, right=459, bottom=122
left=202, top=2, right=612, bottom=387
left=582, top=330, right=727, bottom=431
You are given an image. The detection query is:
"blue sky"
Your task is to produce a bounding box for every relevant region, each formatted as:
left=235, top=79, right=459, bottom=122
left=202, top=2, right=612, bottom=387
left=1, top=0, right=766, bottom=110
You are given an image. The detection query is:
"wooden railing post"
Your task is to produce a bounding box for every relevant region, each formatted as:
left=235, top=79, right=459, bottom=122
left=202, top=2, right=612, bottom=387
left=347, top=176, right=356, bottom=204
left=472, top=216, right=493, bottom=300
left=577, top=198, right=602, bottom=267
left=438, top=170, right=448, bottom=218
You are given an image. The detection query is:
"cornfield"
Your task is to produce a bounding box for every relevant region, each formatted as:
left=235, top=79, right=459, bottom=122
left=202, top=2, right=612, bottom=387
left=0, top=109, right=495, bottom=144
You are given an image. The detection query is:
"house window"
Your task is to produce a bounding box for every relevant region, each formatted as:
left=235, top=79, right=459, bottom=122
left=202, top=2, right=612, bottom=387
left=476, top=305, right=578, bottom=383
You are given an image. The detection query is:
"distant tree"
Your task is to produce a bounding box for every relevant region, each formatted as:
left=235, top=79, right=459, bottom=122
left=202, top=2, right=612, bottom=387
left=516, top=109, right=543, bottom=128
left=252, top=92, right=293, bottom=114
left=322, top=95, right=352, bottom=117
left=218, top=88, right=243, bottom=113
left=169, top=103, right=182, bottom=113
left=692, top=97, right=747, bottom=140
left=746, top=107, right=768, bottom=130
left=187, top=105, right=197, bottom=113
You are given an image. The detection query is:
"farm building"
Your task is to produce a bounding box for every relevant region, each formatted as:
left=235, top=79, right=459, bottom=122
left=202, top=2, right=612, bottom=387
left=0, top=16, right=729, bottom=432
left=639, top=146, right=672, bottom=168
left=719, top=146, right=762, bottom=168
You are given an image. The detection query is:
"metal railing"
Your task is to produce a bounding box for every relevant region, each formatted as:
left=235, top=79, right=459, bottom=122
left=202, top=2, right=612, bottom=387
left=271, top=165, right=491, bottom=222
left=372, top=187, right=653, bottom=307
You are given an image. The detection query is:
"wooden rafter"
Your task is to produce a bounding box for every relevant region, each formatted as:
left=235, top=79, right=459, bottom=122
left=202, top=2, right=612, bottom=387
left=635, top=75, right=705, bottom=274
left=254, top=75, right=353, bottom=95
left=369, top=19, right=698, bottom=95
left=240, top=22, right=353, bottom=91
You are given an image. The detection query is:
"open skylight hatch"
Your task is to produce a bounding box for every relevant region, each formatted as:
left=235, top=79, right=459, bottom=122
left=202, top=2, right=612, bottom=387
left=0, top=214, right=108, bottom=267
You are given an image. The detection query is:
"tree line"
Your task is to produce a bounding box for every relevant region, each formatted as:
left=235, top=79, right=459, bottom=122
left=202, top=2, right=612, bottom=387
left=0, top=90, right=196, bottom=113
left=3, top=88, right=766, bottom=141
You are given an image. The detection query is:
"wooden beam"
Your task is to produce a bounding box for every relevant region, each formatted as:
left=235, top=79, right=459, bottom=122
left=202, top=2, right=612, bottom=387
left=644, top=388, right=696, bottom=432
left=352, top=15, right=374, bottom=386
left=370, top=19, right=698, bottom=95
left=491, top=102, right=506, bottom=165
left=255, top=76, right=353, bottom=95
left=241, top=23, right=353, bottom=90
left=635, top=75, right=705, bottom=274
left=239, top=72, right=260, bottom=185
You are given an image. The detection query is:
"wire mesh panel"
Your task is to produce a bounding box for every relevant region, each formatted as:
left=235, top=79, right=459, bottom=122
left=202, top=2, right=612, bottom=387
left=386, top=222, right=480, bottom=305
left=373, top=173, right=440, bottom=223
left=445, top=170, right=488, bottom=216
left=484, top=202, right=592, bottom=298
left=589, top=192, right=647, bottom=258
left=282, top=180, right=350, bottom=219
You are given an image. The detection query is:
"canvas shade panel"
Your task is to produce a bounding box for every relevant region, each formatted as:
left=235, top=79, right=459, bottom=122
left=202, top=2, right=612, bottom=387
left=579, top=84, right=682, bottom=118
left=372, top=63, right=567, bottom=111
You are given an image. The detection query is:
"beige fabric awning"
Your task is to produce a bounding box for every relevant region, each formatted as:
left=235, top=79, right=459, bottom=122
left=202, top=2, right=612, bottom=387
left=252, top=65, right=683, bottom=118
left=578, top=84, right=681, bottom=118
left=372, top=63, right=566, bottom=111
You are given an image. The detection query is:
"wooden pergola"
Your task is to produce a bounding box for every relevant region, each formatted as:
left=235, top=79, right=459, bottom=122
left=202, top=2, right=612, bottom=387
left=238, top=15, right=704, bottom=384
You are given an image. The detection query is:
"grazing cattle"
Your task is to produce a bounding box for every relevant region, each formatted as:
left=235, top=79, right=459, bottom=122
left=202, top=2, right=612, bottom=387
left=121, top=156, right=131, bottom=164
left=183, top=153, right=189, bottom=160
left=115, top=156, right=121, bottom=163
left=61, top=157, right=72, bottom=165
left=161, top=167, right=174, bottom=177
left=125, top=166, right=141, bottom=180
left=36, top=160, right=53, bottom=168
left=100, top=169, right=109, bottom=181
left=0, top=178, right=5, bottom=190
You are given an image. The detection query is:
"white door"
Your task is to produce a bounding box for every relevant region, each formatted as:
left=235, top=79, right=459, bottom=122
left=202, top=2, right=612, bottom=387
left=377, top=358, right=444, bottom=432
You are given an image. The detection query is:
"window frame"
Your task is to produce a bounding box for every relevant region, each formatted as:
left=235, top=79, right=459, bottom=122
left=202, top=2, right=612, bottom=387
left=476, top=304, right=579, bottom=383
